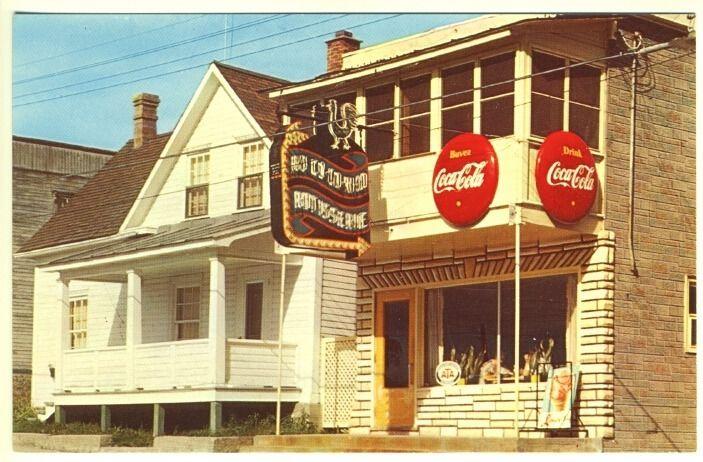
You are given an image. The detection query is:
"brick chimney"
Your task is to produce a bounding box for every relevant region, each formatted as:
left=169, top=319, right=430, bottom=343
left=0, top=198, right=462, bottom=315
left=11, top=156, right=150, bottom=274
left=325, top=30, right=361, bottom=73
left=132, top=93, right=160, bottom=149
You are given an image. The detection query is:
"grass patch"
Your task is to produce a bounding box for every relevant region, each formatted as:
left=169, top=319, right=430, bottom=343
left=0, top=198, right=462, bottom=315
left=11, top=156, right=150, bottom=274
left=174, top=413, right=319, bottom=437
left=110, top=427, right=154, bottom=447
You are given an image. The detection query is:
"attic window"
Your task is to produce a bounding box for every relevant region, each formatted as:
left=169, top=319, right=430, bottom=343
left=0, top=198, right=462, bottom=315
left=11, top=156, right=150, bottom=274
left=239, top=142, right=264, bottom=209
left=53, top=191, right=74, bottom=212
left=186, top=153, right=209, bottom=218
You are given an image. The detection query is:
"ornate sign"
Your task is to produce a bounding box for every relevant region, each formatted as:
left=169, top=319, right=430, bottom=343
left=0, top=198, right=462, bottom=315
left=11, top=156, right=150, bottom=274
left=269, top=102, right=370, bottom=258
left=432, top=133, right=499, bottom=227
left=535, top=131, right=598, bottom=224
left=435, top=361, right=462, bottom=386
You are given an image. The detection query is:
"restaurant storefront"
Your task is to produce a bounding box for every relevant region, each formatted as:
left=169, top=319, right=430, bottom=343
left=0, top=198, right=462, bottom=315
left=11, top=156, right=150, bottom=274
left=267, top=14, right=694, bottom=447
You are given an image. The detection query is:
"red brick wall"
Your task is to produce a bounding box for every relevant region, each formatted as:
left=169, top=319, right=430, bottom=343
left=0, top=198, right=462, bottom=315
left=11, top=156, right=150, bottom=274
left=603, top=19, right=696, bottom=452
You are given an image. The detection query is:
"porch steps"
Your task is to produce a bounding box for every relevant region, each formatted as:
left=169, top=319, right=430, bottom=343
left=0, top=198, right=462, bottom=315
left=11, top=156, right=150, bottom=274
left=240, top=435, right=603, bottom=452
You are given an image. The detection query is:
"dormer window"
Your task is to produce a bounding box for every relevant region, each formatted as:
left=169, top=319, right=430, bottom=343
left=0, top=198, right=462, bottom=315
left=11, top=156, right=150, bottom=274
left=186, top=153, right=209, bottom=218
left=238, top=143, right=264, bottom=209
left=53, top=190, right=74, bottom=212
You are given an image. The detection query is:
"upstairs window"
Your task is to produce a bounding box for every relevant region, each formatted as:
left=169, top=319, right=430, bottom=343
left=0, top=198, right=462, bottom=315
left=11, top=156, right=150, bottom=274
left=289, top=100, right=319, bottom=136
left=69, top=298, right=88, bottom=349
left=186, top=153, right=209, bottom=218
left=400, top=74, right=431, bottom=156
left=530, top=51, right=601, bottom=149
left=365, top=83, right=395, bottom=162
left=53, top=190, right=74, bottom=213
left=480, top=52, right=515, bottom=138
left=441, top=63, right=474, bottom=145
left=175, top=286, right=200, bottom=340
left=239, top=143, right=264, bottom=209
left=685, top=276, right=696, bottom=353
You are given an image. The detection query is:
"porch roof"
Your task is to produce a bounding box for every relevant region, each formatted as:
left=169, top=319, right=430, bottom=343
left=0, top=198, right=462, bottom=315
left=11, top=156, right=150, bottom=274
left=48, top=209, right=270, bottom=265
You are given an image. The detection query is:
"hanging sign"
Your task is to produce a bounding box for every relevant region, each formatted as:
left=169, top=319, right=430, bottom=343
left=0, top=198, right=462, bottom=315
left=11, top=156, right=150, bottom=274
left=538, top=366, right=580, bottom=429
left=432, top=133, right=499, bottom=227
left=435, top=361, right=462, bottom=386
left=269, top=101, right=370, bottom=259
left=535, top=131, right=598, bottom=224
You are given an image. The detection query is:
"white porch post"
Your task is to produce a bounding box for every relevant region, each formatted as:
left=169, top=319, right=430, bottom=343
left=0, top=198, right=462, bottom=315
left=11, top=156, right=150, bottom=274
left=55, top=276, right=70, bottom=392
left=208, top=257, right=226, bottom=385
left=126, top=270, right=142, bottom=389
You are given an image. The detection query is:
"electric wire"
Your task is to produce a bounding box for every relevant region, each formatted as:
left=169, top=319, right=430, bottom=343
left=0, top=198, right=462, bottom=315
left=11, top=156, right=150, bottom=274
left=13, top=14, right=290, bottom=86
left=12, top=14, right=400, bottom=108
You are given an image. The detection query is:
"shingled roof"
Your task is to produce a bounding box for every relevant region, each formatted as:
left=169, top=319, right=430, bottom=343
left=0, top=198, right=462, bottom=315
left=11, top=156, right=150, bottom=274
left=214, top=61, right=289, bottom=136
left=18, top=133, right=171, bottom=252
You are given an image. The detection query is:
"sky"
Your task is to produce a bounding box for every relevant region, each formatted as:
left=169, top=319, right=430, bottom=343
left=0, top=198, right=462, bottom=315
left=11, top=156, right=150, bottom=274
left=12, top=13, right=479, bottom=150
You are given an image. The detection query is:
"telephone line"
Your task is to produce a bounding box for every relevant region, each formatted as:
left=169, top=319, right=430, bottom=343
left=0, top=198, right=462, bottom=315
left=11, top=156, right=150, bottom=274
left=13, top=14, right=400, bottom=108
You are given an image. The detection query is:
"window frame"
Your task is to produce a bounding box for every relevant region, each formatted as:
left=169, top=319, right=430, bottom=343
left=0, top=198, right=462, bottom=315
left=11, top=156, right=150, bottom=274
left=185, top=152, right=210, bottom=218
left=238, top=142, right=265, bottom=209
left=68, top=296, right=88, bottom=350
left=685, top=275, right=696, bottom=354
left=244, top=281, right=265, bottom=340
left=528, top=47, right=604, bottom=151
left=174, top=285, right=202, bottom=341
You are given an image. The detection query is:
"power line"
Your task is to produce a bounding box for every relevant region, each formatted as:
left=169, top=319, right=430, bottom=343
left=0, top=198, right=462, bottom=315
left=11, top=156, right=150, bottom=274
left=13, top=14, right=290, bottom=86
left=12, top=14, right=208, bottom=69
left=48, top=44, right=692, bottom=182
left=13, top=14, right=398, bottom=108
left=13, top=14, right=339, bottom=101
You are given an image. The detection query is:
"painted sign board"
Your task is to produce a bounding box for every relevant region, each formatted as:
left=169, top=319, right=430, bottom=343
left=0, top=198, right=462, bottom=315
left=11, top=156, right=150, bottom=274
left=269, top=121, right=370, bottom=258
left=432, top=133, right=499, bottom=227
left=535, top=131, right=598, bottom=224
left=538, top=366, right=580, bottom=429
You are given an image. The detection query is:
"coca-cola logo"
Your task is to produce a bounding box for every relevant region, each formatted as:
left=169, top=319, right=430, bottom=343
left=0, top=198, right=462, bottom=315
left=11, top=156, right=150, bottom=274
left=432, top=134, right=498, bottom=227
left=536, top=131, right=598, bottom=224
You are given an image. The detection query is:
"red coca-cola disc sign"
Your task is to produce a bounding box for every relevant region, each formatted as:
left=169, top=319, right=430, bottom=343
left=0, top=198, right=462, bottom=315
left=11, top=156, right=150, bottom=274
left=536, top=131, right=598, bottom=224
left=432, top=133, right=499, bottom=227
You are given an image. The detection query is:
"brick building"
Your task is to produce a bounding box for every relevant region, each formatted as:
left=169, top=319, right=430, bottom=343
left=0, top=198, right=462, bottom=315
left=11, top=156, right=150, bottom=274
left=12, top=136, right=114, bottom=390
left=268, top=13, right=696, bottom=451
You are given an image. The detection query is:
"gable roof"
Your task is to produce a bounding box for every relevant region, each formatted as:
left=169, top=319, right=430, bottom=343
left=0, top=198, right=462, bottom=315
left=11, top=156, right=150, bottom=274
left=19, top=132, right=171, bottom=253
left=213, top=61, right=289, bottom=136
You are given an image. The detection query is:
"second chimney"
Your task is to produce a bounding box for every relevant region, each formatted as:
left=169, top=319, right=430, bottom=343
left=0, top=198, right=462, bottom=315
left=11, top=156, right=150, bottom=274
left=326, top=30, right=361, bottom=73
left=132, top=93, right=160, bottom=149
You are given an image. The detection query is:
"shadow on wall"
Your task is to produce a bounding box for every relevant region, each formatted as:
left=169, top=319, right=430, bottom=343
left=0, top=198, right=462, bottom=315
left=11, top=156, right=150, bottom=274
left=108, top=285, right=127, bottom=347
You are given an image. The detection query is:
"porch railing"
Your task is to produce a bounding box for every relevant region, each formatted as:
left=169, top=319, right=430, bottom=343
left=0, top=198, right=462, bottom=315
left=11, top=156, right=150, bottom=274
left=133, top=339, right=210, bottom=389
left=62, top=346, right=128, bottom=390
left=225, top=339, right=297, bottom=388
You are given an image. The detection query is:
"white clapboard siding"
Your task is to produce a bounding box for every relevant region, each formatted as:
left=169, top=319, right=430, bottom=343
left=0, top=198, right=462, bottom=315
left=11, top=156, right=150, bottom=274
left=320, top=259, right=357, bottom=337
left=134, top=339, right=210, bottom=389
left=226, top=340, right=297, bottom=388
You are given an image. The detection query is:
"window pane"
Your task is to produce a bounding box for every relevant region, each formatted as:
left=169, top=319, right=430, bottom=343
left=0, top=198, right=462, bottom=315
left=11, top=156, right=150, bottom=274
left=290, top=101, right=318, bottom=135
left=239, top=174, right=263, bottom=208
left=331, top=92, right=356, bottom=107
left=690, top=281, right=696, bottom=314
left=691, top=319, right=697, bottom=346
left=365, top=123, right=394, bottom=162
left=532, top=52, right=564, bottom=97
left=481, top=52, right=515, bottom=98
left=569, top=103, right=599, bottom=148
left=178, top=322, right=199, bottom=340
left=570, top=65, right=600, bottom=107
left=400, top=74, right=431, bottom=117
left=531, top=94, right=563, bottom=138
left=366, top=84, right=394, bottom=125
left=442, top=63, right=473, bottom=108
left=442, top=104, right=473, bottom=145
left=481, top=95, right=514, bottom=137
left=245, top=282, right=263, bottom=340
left=400, top=114, right=430, bottom=157
left=384, top=300, right=409, bottom=388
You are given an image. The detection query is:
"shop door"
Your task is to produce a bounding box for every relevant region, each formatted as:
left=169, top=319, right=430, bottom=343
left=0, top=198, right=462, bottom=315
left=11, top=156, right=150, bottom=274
left=374, top=289, right=417, bottom=430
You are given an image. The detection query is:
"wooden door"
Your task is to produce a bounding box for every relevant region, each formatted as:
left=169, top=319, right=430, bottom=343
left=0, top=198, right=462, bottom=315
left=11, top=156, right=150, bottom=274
left=374, top=289, right=417, bottom=430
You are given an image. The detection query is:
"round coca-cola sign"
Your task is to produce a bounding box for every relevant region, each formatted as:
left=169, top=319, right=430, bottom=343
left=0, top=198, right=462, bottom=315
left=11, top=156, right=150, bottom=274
left=536, top=131, right=598, bottom=224
left=432, top=133, right=499, bottom=227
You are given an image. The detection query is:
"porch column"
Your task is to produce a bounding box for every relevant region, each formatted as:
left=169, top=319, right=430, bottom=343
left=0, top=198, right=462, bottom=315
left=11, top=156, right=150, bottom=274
left=126, top=270, right=142, bottom=390
left=55, top=277, right=70, bottom=392
left=208, top=257, right=226, bottom=385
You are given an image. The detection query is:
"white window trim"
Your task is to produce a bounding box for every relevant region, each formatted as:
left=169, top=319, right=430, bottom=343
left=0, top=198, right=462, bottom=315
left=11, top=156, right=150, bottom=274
left=239, top=142, right=265, bottom=210
left=68, top=296, right=88, bottom=350
left=685, top=275, right=696, bottom=354
left=171, top=274, right=205, bottom=341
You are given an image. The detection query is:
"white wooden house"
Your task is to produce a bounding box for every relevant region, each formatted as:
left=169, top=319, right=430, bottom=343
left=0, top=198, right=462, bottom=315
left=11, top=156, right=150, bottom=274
left=16, top=62, right=357, bottom=434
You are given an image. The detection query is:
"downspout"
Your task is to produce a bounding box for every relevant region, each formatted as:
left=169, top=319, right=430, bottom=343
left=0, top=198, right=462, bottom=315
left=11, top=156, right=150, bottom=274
left=628, top=50, right=639, bottom=276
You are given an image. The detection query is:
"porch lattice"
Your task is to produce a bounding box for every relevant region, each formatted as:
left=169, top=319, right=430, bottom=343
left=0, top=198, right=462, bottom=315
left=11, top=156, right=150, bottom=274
left=320, top=336, right=357, bottom=429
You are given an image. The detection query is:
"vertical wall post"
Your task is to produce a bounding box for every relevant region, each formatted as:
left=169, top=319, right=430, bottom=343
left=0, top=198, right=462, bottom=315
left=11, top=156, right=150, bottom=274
left=210, top=401, right=223, bottom=434
left=54, top=405, right=66, bottom=425
left=513, top=208, right=522, bottom=433
left=100, top=405, right=111, bottom=432
left=55, top=277, right=70, bottom=392
left=152, top=404, right=165, bottom=437
left=126, top=270, right=142, bottom=390
left=208, top=257, right=226, bottom=385
left=497, top=281, right=502, bottom=385
left=276, top=253, right=287, bottom=436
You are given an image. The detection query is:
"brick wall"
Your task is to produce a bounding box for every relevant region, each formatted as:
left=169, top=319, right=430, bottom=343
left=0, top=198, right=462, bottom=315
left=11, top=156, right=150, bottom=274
left=603, top=19, right=696, bottom=452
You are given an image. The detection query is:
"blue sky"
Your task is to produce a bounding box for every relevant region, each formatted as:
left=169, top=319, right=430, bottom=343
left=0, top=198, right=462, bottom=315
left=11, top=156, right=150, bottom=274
left=12, top=13, right=479, bottom=150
